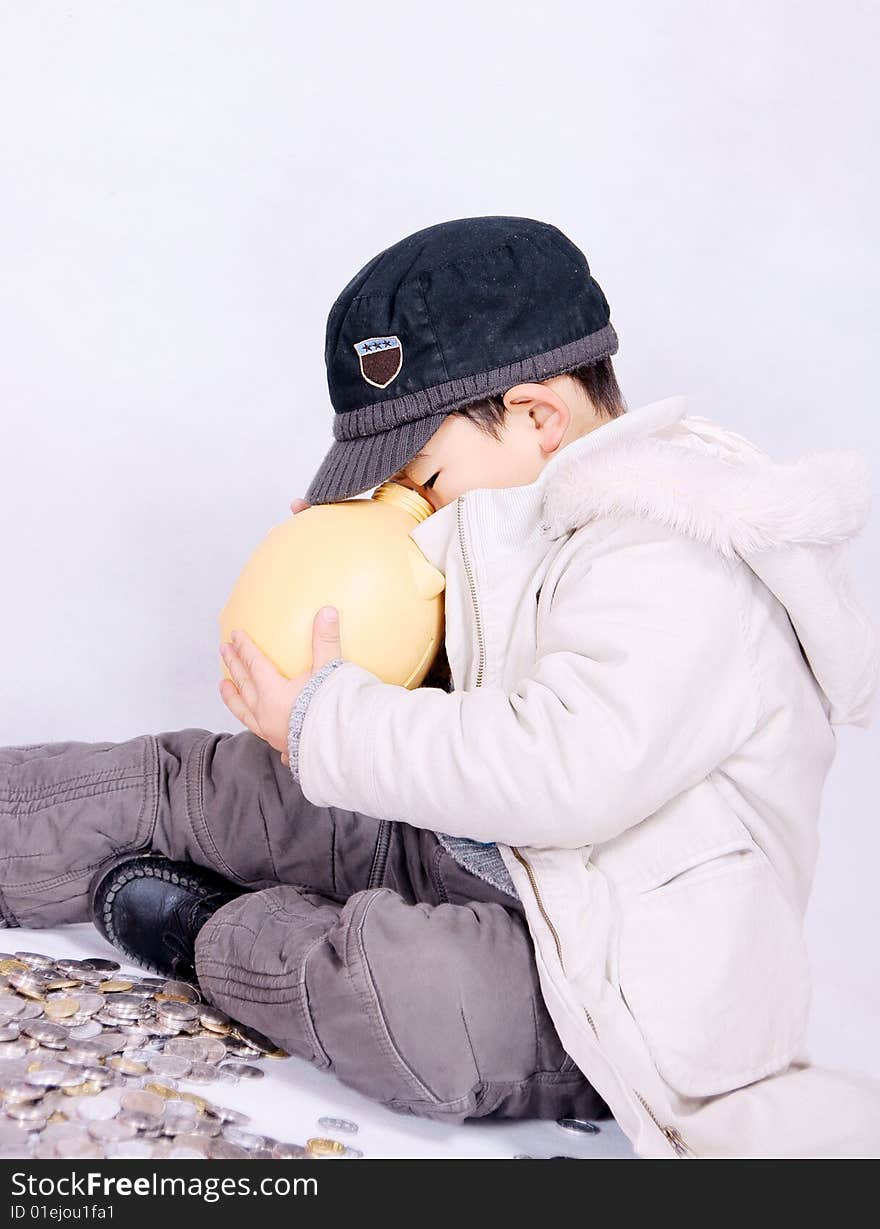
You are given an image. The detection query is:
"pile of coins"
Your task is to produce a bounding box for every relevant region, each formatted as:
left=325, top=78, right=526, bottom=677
left=0, top=951, right=362, bottom=1160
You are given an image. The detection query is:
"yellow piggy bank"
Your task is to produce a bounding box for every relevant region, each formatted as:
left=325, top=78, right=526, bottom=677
left=219, top=481, right=446, bottom=688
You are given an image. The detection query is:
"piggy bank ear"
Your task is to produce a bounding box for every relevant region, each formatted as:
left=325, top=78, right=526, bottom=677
left=408, top=547, right=446, bottom=599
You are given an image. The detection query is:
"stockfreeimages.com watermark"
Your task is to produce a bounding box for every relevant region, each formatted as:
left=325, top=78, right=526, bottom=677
left=10, top=1170, right=317, bottom=1207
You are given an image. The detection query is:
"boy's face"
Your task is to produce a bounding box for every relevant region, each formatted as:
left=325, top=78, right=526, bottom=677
left=388, top=375, right=592, bottom=510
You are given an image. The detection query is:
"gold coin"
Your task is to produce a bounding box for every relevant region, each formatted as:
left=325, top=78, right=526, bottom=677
left=47, top=1111, right=69, bottom=1124
left=0, top=959, right=27, bottom=974
left=44, top=998, right=80, bottom=1019
left=266, top=1048, right=290, bottom=1059
left=62, top=1081, right=103, bottom=1097
left=144, top=1081, right=179, bottom=1100
left=44, top=978, right=80, bottom=991
left=97, top=980, right=133, bottom=993
left=18, top=987, right=46, bottom=1002
left=107, top=1056, right=148, bottom=1076
left=200, top=1020, right=231, bottom=1036
left=306, top=1137, right=346, bottom=1156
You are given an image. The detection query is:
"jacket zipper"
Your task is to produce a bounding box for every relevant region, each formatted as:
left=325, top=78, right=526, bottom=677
left=457, top=492, right=697, bottom=1161
left=632, top=1089, right=698, bottom=1158
left=456, top=495, right=485, bottom=688
left=367, top=820, right=392, bottom=890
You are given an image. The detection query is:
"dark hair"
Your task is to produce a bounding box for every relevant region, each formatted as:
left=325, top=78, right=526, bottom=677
left=451, top=356, right=626, bottom=440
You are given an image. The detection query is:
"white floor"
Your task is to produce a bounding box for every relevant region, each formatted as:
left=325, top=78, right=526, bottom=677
left=4, top=924, right=636, bottom=1160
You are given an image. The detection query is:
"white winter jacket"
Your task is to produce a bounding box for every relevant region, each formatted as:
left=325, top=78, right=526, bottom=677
left=293, top=395, right=880, bottom=1159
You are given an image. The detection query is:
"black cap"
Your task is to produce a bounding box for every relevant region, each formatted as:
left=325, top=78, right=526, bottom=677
left=305, top=215, right=619, bottom=504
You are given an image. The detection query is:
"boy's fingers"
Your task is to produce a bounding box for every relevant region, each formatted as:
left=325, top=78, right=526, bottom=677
left=290, top=497, right=311, bottom=515
left=311, top=606, right=342, bottom=672
left=229, top=630, right=281, bottom=697
left=219, top=678, right=261, bottom=738
left=221, top=641, right=260, bottom=714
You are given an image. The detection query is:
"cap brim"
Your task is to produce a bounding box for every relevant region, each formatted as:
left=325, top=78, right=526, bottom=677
left=304, top=412, right=448, bottom=504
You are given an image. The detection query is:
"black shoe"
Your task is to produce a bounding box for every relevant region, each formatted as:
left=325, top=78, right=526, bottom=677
left=89, top=854, right=246, bottom=982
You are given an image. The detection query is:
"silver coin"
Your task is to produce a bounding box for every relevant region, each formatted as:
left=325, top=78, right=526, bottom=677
left=71, top=993, right=105, bottom=1016
left=100, top=994, right=143, bottom=1017
left=43, top=1122, right=92, bottom=1148
left=0, top=1057, right=30, bottom=1079
left=107, top=1139, right=154, bottom=1159
left=317, top=1116, right=359, bottom=1135
left=168, top=1132, right=211, bottom=1155
left=1, top=1081, right=44, bottom=1103
left=164, top=1037, right=209, bottom=1061
left=94, top=1033, right=128, bottom=1054
left=182, top=1062, right=219, bottom=1084
left=71, top=969, right=104, bottom=987
left=94, top=1010, right=129, bottom=1028
left=222, top=1125, right=268, bottom=1151
left=16, top=1002, right=45, bottom=1021
left=0, top=1124, right=32, bottom=1156
left=0, top=995, right=25, bottom=1017
left=25, top=1065, right=83, bottom=1088
left=8, top=973, right=50, bottom=997
left=150, top=1021, right=184, bottom=1038
left=74, top=1089, right=125, bottom=1122
left=64, top=1039, right=113, bottom=1062
left=168, top=1146, right=204, bottom=1159
left=186, top=1116, right=221, bottom=1138
left=231, top=1023, right=275, bottom=1054
left=205, top=1103, right=249, bottom=1126
left=87, top=1118, right=136, bottom=1143
left=121, top=1089, right=165, bottom=1118
left=198, top=1038, right=227, bottom=1064
left=556, top=1117, right=600, bottom=1134
left=121, top=1048, right=158, bottom=1065
left=155, top=1001, right=198, bottom=1024
left=14, top=951, right=54, bottom=969
left=120, top=1024, right=161, bottom=1043
left=198, top=1006, right=232, bottom=1030
left=0, top=1023, right=21, bottom=1043
left=5, top=1101, right=48, bottom=1124
left=0, top=1041, right=31, bottom=1059
left=79, top=958, right=120, bottom=973
left=67, top=1020, right=103, bottom=1041
left=162, top=1111, right=200, bottom=1136
left=273, top=1142, right=310, bottom=1159
left=339, top=1146, right=364, bottom=1159
left=220, top=1061, right=263, bottom=1080
left=22, top=1021, right=68, bottom=1046
left=207, top=1138, right=249, bottom=1159
left=53, top=959, right=88, bottom=978
left=117, top=986, right=155, bottom=1001
left=116, top=1108, right=162, bottom=1131
left=147, top=1054, right=191, bottom=1079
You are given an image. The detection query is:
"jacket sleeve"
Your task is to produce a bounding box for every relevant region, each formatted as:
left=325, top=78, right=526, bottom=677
left=295, top=528, right=763, bottom=849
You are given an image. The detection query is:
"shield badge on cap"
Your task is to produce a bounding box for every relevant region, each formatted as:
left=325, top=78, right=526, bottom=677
left=354, top=335, right=403, bottom=389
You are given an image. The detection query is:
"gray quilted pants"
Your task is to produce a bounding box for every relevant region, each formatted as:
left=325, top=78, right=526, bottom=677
left=0, top=728, right=610, bottom=1124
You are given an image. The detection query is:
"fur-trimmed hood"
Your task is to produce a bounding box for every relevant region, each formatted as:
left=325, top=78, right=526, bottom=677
left=541, top=414, right=879, bottom=728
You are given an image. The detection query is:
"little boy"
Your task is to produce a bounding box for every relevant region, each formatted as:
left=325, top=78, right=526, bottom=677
left=3, top=217, right=877, bottom=1156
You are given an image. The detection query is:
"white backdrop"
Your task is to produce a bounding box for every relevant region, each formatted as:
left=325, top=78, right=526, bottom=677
left=1, top=1, right=878, bottom=1080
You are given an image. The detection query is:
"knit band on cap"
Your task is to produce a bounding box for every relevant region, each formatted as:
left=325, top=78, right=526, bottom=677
left=304, top=323, right=619, bottom=504
left=304, top=412, right=448, bottom=505
left=334, top=322, right=619, bottom=441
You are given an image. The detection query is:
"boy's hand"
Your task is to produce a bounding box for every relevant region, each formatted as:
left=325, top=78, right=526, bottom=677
left=219, top=606, right=343, bottom=766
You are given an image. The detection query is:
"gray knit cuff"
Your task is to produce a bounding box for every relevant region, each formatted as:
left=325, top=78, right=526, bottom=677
left=287, top=657, right=346, bottom=783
